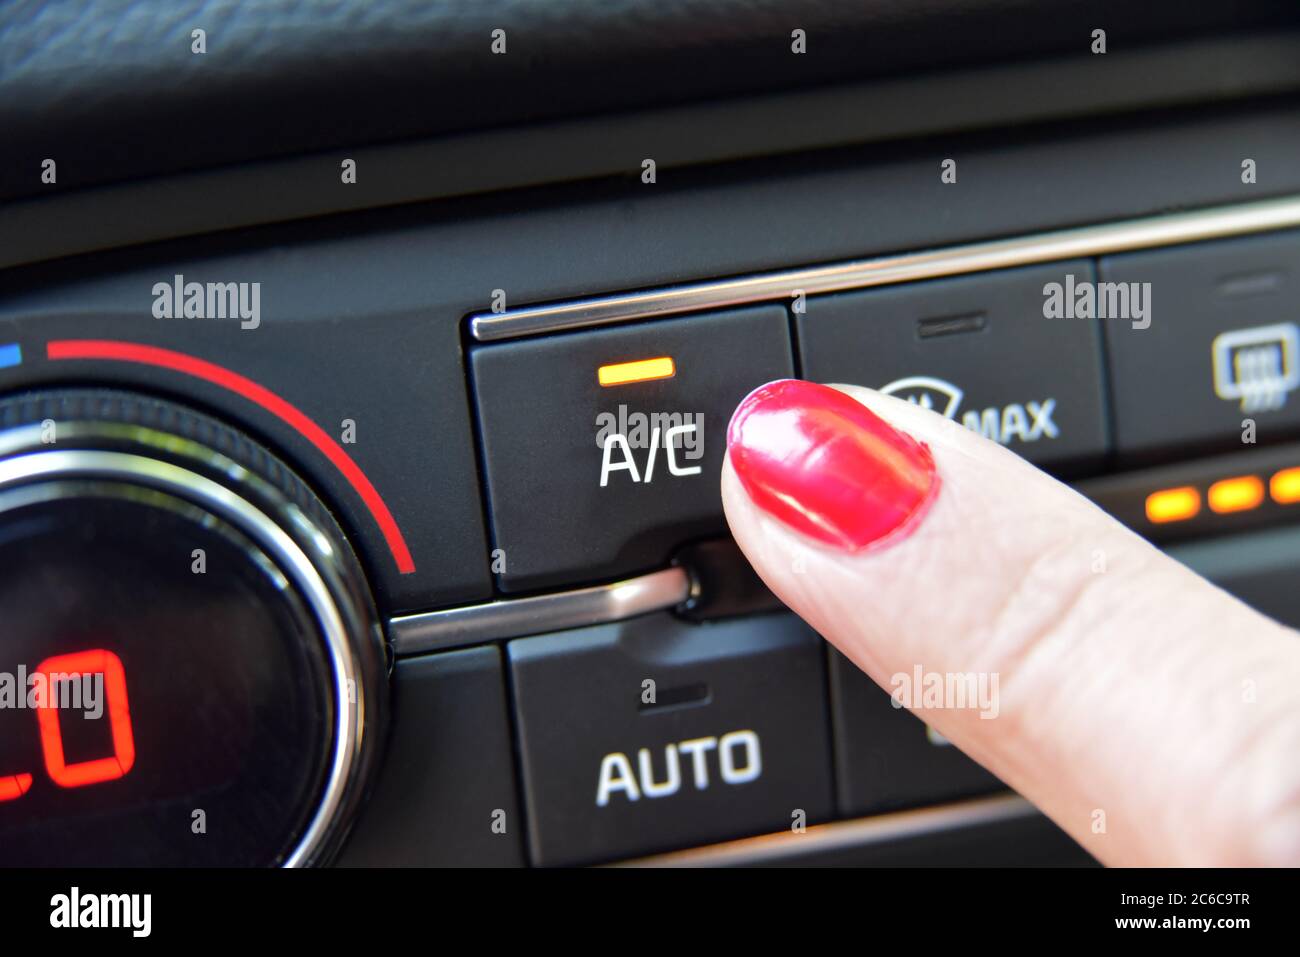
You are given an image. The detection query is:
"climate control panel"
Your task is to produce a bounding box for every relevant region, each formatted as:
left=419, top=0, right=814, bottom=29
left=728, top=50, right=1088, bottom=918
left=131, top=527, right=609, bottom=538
left=3, top=192, right=1300, bottom=867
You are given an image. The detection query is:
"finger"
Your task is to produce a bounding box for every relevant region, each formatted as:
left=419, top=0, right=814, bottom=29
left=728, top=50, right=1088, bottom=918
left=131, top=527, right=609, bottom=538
left=721, top=378, right=1300, bottom=866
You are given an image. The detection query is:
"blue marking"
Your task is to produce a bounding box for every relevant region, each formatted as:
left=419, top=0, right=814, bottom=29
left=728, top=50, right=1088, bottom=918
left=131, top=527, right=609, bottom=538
left=0, top=344, right=21, bottom=369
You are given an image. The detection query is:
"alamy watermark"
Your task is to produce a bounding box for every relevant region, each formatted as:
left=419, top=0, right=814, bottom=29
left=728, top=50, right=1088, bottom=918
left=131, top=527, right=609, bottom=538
left=595, top=406, right=705, bottom=487
left=0, top=667, right=104, bottom=718
left=594, top=406, right=704, bottom=456
left=1043, top=274, right=1151, bottom=330
left=890, top=665, right=1000, bottom=719
left=152, top=273, right=260, bottom=329
left=50, top=887, right=151, bottom=937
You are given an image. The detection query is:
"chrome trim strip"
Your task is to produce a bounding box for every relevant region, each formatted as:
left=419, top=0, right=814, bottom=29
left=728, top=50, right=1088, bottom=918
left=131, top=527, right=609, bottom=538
left=0, top=448, right=362, bottom=870
left=390, top=566, right=694, bottom=655
left=618, top=793, right=1037, bottom=867
left=470, top=194, right=1300, bottom=341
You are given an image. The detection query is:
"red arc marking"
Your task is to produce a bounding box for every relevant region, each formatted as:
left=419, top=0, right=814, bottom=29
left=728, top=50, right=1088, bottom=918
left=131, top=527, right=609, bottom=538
left=46, top=339, right=415, bottom=574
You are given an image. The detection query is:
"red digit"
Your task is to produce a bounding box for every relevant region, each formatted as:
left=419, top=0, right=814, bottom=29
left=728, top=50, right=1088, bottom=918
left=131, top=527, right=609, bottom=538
left=34, top=649, right=136, bottom=788
left=0, top=773, right=32, bottom=803
left=1, top=703, right=33, bottom=802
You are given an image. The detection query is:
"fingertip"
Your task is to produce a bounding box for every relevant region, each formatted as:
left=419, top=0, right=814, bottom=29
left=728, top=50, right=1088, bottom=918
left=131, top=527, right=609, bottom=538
left=724, top=378, right=940, bottom=553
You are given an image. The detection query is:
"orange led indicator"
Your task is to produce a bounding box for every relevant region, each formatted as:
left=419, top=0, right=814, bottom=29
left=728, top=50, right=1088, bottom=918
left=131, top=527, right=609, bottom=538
left=1270, top=467, right=1300, bottom=505
left=597, top=356, right=676, bottom=387
left=1145, top=486, right=1201, bottom=524
left=1207, top=475, right=1265, bottom=514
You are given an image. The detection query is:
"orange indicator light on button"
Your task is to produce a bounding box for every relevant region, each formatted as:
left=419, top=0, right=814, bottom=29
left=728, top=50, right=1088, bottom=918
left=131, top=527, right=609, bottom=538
left=1270, top=467, right=1300, bottom=505
left=1145, top=486, right=1201, bottom=524
left=598, top=356, right=676, bottom=387
left=1207, top=475, right=1265, bottom=514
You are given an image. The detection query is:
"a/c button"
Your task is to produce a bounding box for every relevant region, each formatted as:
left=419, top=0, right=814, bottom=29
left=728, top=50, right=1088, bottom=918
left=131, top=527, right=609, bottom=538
left=471, top=306, right=793, bottom=591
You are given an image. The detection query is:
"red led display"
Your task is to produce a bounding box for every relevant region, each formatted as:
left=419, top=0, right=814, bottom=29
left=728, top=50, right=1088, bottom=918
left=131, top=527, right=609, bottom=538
left=0, top=649, right=136, bottom=800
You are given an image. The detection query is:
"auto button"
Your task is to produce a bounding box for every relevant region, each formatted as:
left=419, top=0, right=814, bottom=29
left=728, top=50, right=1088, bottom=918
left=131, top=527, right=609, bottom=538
left=507, top=613, right=834, bottom=866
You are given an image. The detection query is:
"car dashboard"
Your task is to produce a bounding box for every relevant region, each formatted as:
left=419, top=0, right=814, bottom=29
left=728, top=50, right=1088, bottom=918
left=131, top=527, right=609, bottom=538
left=2, top=0, right=1300, bottom=870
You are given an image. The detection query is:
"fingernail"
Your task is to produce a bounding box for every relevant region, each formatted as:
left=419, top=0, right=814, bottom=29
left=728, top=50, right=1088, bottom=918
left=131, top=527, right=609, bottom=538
left=726, top=379, right=938, bottom=551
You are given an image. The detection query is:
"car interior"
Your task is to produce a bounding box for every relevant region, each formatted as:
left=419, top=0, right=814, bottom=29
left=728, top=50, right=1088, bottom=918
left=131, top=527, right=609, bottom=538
left=3, top=0, right=1300, bottom=870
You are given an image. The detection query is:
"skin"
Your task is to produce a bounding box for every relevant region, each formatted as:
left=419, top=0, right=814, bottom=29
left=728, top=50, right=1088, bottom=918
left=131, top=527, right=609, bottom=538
left=721, top=383, right=1300, bottom=866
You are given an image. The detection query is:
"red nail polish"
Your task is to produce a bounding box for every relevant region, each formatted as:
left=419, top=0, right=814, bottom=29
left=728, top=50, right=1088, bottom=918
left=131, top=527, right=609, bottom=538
left=727, top=379, right=938, bottom=551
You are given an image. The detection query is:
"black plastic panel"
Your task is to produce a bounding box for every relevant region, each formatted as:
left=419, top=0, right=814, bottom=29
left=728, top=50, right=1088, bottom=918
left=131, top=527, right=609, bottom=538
left=5, top=1, right=1297, bottom=203
left=338, top=647, right=524, bottom=867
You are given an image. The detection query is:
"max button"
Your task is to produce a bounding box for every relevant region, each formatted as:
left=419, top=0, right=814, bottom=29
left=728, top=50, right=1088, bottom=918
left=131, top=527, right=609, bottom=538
left=795, top=261, right=1108, bottom=472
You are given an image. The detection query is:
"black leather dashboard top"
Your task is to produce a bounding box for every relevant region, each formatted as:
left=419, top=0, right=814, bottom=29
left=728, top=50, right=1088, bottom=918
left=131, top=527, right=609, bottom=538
left=3, top=0, right=1299, bottom=203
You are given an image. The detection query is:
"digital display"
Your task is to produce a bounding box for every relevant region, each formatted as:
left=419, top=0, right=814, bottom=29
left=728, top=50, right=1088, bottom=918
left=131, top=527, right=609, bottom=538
left=1, top=648, right=135, bottom=801
left=0, top=486, right=336, bottom=866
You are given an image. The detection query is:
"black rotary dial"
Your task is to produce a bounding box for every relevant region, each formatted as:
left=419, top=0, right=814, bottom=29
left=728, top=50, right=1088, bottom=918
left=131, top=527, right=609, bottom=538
left=0, top=390, right=387, bottom=866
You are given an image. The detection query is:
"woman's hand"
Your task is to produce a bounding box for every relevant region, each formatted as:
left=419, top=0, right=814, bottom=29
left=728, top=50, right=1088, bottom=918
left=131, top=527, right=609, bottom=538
left=722, top=379, right=1300, bottom=866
